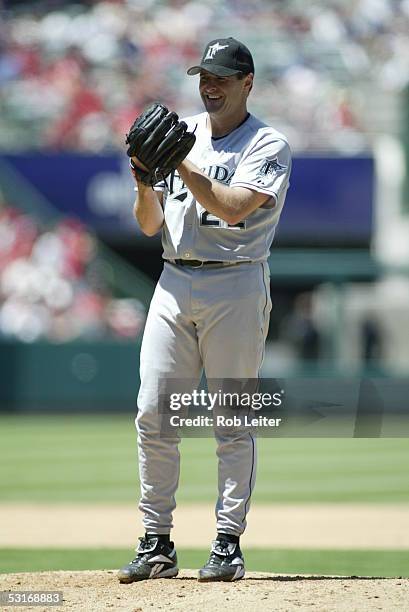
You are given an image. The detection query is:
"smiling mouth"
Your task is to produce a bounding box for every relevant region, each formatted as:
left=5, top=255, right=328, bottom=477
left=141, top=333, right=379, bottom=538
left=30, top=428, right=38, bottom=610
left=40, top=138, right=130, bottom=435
left=205, top=95, right=222, bottom=100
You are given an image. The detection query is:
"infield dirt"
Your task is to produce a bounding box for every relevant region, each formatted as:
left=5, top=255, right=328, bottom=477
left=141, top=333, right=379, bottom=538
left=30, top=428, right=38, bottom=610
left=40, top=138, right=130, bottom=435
left=2, top=504, right=408, bottom=610
left=1, top=570, right=408, bottom=611
left=2, top=503, right=409, bottom=549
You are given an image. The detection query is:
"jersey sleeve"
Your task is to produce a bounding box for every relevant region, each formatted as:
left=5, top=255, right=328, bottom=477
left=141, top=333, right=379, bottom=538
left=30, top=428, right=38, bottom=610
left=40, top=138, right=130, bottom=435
left=230, top=135, right=292, bottom=204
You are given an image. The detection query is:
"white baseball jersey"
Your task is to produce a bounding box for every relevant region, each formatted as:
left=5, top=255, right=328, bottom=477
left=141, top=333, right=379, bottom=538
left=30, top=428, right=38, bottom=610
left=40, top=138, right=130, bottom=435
left=156, top=112, right=292, bottom=262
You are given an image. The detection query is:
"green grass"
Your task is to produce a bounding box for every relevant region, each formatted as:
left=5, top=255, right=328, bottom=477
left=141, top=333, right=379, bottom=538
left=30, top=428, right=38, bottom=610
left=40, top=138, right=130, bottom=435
left=0, top=548, right=408, bottom=577
left=0, top=415, right=408, bottom=503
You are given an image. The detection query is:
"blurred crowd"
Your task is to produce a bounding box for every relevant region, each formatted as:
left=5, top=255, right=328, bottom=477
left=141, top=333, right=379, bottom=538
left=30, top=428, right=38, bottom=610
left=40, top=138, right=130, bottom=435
left=1, top=0, right=409, bottom=153
left=0, top=204, right=146, bottom=342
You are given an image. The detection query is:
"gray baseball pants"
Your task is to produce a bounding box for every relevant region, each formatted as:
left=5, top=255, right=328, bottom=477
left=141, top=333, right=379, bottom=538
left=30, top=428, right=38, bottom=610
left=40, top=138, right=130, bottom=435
left=135, top=260, right=271, bottom=536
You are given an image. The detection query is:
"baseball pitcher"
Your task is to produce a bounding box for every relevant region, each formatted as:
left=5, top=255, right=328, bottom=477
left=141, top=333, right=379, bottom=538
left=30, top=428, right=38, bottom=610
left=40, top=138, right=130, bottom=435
left=118, top=37, right=292, bottom=583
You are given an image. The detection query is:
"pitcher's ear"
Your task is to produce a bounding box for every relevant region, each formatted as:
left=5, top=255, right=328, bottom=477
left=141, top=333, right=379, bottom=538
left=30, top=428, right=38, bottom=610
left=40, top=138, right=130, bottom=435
left=245, top=73, right=254, bottom=93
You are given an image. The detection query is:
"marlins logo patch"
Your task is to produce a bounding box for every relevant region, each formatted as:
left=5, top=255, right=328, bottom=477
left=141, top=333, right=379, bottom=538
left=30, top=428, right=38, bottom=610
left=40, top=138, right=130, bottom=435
left=204, top=42, right=229, bottom=60
left=257, top=157, right=287, bottom=184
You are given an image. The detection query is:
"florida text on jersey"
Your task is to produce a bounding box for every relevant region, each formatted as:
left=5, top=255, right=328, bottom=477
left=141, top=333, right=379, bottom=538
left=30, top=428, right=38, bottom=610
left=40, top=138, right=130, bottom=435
left=156, top=112, right=292, bottom=263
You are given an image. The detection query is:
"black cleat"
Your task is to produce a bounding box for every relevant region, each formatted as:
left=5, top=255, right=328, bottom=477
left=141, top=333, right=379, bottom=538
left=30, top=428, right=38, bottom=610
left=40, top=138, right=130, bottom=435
left=198, top=539, right=245, bottom=582
left=118, top=535, right=178, bottom=583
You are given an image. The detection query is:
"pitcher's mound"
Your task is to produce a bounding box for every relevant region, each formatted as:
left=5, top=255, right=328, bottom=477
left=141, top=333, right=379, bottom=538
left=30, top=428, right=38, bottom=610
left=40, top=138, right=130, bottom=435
left=0, top=570, right=407, bottom=611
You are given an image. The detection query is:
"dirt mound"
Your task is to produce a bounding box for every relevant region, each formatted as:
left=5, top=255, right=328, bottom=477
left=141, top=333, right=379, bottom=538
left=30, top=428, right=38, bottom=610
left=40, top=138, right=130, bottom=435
left=0, top=570, right=408, bottom=611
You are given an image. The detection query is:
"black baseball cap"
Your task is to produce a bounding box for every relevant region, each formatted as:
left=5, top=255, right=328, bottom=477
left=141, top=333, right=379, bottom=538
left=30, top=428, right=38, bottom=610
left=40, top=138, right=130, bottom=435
left=187, top=37, right=254, bottom=77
